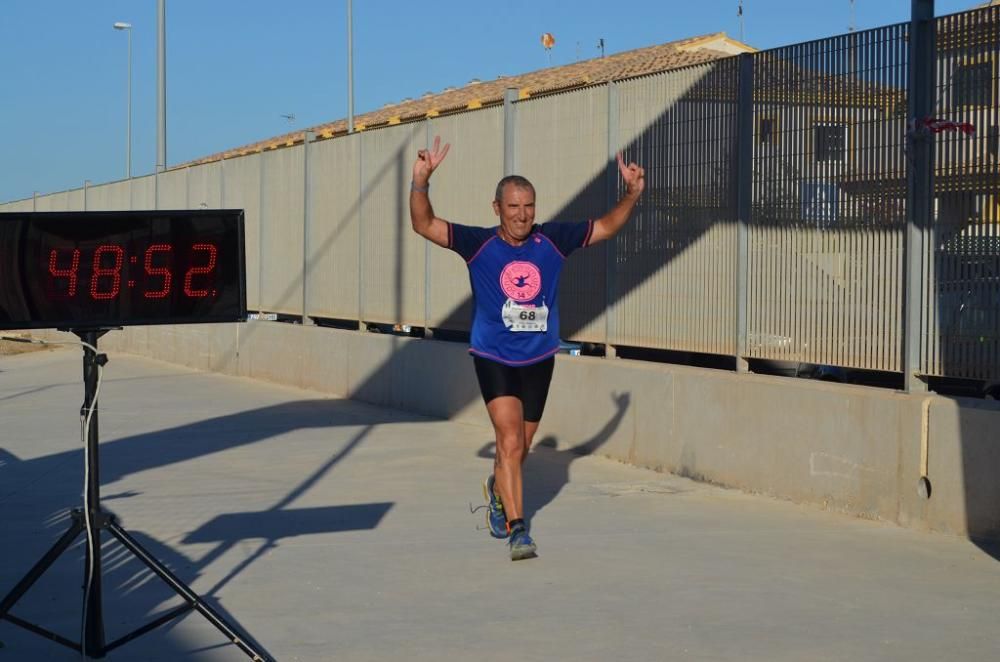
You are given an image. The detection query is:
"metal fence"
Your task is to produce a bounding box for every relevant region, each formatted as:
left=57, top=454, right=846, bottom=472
left=749, top=24, right=910, bottom=373
left=3, top=5, right=998, bottom=386
left=926, top=7, right=1000, bottom=380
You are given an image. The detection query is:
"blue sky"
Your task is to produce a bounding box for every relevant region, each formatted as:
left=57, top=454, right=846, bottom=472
left=0, top=0, right=980, bottom=203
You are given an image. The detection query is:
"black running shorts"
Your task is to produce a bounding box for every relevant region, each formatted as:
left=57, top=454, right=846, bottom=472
left=472, top=356, right=555, bottom=423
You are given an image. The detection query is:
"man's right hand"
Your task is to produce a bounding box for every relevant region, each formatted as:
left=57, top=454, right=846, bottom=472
left=412, top=135, right=450, bottom=187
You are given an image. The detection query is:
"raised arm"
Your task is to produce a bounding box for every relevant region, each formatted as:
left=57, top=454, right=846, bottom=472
left=589, top=153, right=645, bottom=245
left=409, top=135, right=451, bottom=248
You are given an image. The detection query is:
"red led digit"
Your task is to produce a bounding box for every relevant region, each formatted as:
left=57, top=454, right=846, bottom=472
left=143, top=244, right=173, bottom=299
left=183, top=243, right=218, bottom=297
left=90, top=245, right=125, bottom=300
left=48, top=248, right=81, bottom=298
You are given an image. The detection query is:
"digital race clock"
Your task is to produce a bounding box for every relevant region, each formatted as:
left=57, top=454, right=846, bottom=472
left=0, top=210, right=247, bottom=330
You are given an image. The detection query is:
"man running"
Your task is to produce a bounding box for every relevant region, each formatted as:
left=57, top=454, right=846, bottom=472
left=409, top=136, right=645, bottom=560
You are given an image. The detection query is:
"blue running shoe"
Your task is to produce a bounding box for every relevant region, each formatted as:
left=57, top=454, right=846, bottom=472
left=483, top=475, right=508, bottom=539
left=508, top=527, right=537, bottom=561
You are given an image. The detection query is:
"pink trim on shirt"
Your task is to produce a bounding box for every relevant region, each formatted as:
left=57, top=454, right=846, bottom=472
left=583, top=219, right=595, bottom=247
left=468, top=345, right=560, bottom=366
left=466, top=235, right=497, bottom=265
left=537, top=232, right=568, bottom=260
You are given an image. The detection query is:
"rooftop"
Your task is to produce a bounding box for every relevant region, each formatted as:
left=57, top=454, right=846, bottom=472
left=182, top=32, right=753, bottom=166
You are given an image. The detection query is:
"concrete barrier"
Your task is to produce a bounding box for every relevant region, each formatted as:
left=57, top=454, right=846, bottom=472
left=29, top=322, right=1000, bottom=540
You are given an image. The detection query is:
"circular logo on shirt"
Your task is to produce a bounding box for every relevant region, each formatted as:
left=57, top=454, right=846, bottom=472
left=499, top=261, right=542, bottom=302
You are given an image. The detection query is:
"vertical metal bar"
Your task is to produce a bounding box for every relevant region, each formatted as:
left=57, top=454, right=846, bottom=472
left=258, top=151, right=266, bottom=314
left=357, top=131, right=365, bottom=330
left=735, top=53, right=754, bottom=372
left=156, top=0, right=167, bottom=175
left=347, top=0, right=354, bottom=134
left=80, top=330, right=105, bottom=657
left=893, top=23, right=905, bottom=371
left=303, top=131, right=315, bottom=325
left=863, top=28, right=875, bottom=369
left=126, top=26, right=132, bottom=180
left=604, top=81, right=616, bottom=359
left=904, top=0, right=935, bottom=392
left=504, top=88, right=518, bottom=176
left=423, top=120, right=434, bottom=338
left=604, top=81, right=619, bottom=358
left=84, top=179, right=91, bottom=211
left=32, top=190, right=38, bottom=212
left=184, top=166, right=191, bottom=209
left=220, top=157, right=226, bottom=209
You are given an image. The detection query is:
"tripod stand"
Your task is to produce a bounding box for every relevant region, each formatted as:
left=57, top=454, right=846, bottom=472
left=0, top=329, right=273, bottom=660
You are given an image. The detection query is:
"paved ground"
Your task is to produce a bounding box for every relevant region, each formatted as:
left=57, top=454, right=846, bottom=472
left=1, top=347, right=999, bottom=661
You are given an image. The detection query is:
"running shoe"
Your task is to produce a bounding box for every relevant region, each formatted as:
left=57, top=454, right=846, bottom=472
left=483, top=475, right=508, bottom=539
left=508, top=527, right=538, bottom=561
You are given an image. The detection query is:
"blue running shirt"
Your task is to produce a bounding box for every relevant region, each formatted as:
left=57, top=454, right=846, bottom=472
left=447, top=220, right=594, bottom=366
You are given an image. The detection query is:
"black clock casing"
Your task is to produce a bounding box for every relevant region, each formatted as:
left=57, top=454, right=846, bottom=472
left=0, top=210, right=247, bottom=330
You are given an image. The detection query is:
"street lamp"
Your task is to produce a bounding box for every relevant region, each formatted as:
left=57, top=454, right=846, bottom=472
left=113, top=21, right=133, bottom=179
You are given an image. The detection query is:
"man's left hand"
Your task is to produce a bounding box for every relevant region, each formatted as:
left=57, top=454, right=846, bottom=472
left=617, top=153, right=645, bottom=197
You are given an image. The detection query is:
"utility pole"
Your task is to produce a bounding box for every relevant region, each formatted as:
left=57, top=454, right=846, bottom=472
left=156, top=0, right=166, bottom=174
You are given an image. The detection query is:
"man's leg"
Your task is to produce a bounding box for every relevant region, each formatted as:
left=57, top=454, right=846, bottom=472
left=522, top=420, right=540, bottom=463
left=485, top=396, right=527, bottom=522
left=486, top=396, right=538, bottom=560
left=519, top=357, right=554, bottom=462
left=473, top=357, right=548, bottom=559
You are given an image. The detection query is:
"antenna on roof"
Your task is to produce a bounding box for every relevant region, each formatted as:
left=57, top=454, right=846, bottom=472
left=597, top=38, right=605, bottom=58
left=280, top=113, right=296, bottom=125
left=737, top=1, right=745, bottom=42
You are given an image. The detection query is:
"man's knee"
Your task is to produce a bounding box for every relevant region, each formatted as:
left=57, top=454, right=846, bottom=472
left=495, top=436, right=525, bottom=465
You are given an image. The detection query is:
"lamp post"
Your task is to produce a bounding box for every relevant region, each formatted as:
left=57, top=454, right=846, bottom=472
left=156, top=0, right=166, bottom=174
left=113, top=22, right=133, bottom=179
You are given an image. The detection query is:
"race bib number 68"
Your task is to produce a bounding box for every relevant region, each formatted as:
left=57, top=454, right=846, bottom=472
left=502, top=298, right=549, bottom=332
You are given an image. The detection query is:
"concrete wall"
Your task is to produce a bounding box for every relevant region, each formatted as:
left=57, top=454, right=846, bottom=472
left=35, top=322, right=1000, bottom=540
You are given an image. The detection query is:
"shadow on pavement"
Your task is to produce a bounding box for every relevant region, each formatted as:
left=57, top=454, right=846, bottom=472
left=476, top=392, right=631, bottom=522
left=1, top=392, right=401, bottom=659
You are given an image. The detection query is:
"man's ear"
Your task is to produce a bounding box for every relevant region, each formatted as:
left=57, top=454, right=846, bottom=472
left=492, top=199, right=501, bottom=217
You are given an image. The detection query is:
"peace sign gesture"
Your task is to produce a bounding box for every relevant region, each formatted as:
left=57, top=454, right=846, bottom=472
left=617, top=152, right=645, bottom=197
left=413, top=135, right=451, bottom=187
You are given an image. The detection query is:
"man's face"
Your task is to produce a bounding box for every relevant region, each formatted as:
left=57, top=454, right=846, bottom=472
left=492, top=184, right=536, bottom=242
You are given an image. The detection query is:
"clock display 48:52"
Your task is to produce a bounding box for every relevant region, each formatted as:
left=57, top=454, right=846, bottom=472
left=47, top=241, right=220, bottom=301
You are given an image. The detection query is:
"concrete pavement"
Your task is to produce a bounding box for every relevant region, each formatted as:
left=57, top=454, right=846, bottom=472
left=1, top=347, right=999, bottom=661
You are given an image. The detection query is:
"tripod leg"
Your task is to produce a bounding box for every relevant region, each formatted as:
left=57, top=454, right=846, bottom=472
left=1, top=515, right=84, bottom=618
left=106, top=520, right=273, bottom=662
left=82, top=512, right=106, bottom=658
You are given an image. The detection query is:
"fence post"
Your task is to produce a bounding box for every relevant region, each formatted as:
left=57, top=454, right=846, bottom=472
left=504, top=88, right=518, bottom=176
left=303, top=130, right=315, bottom=325
left=735, top=53, right=754, bottom=373
left=357, top=131, right=366, bottom=330
left=604, top=81, right=619, bottom=358
left=219, top=157, right=226, bottom=209
left=903, top=0, right=935, bottom=393
left=258, top=150, right=266, bottom=314
left=423, top=120, right=434, bottom=338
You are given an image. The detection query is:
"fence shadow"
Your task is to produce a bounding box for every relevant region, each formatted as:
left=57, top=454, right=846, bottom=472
left=0, top=385, right=400, bottom=658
